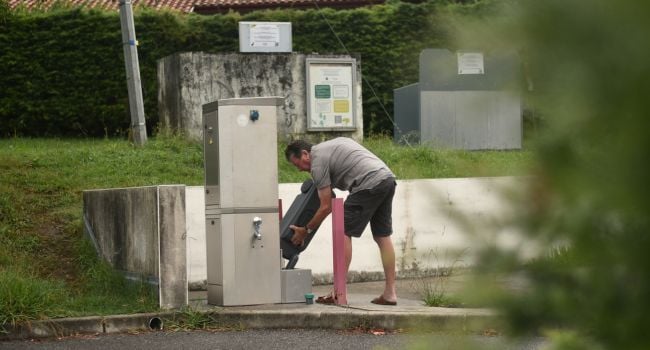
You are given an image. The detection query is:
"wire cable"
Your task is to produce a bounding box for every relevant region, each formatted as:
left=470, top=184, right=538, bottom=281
left=309, top=0, right=413, bottom=146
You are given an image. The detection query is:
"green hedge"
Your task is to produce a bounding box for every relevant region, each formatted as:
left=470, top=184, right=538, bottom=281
left=0, top=0, right=487, bottom=137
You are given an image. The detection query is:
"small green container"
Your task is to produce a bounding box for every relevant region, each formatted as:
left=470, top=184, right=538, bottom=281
left=305, top=293, right=315, bottom=305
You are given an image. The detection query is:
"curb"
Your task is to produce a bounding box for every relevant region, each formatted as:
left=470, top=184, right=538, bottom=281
left=212, top=308, right=499, bottom=332
left=0, top=308, right=499, bottom=341
left=1, top=312, right=174, bottom=341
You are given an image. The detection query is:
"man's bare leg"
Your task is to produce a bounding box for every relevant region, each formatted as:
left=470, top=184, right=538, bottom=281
left=374, top=235, right=397, bottom=302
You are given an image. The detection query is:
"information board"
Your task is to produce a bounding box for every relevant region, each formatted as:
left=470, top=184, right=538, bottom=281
left=306, top=58, right=357, bottom=131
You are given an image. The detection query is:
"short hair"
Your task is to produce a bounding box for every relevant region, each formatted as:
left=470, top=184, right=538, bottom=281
left=284, top=140, right=312, bottom=161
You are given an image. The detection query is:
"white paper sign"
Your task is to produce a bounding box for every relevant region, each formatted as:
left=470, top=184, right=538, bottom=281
left=332, top=85, right=349, bottom=98
left=250, top=24, right=280, bottom=47
left=458, top=52, right=485, bottom=74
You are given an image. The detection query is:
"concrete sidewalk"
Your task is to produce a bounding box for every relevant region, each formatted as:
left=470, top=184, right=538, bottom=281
left=0, top=277, right=499, bottom=341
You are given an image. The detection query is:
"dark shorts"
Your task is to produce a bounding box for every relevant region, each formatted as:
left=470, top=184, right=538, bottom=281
left=344, top=177, right=396, bottom=238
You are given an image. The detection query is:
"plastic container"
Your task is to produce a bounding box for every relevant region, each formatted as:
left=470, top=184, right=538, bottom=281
left=305, top=293, right=315, bottom=305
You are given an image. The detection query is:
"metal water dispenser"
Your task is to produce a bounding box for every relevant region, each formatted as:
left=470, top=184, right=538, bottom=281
left=203, top=97, right=284, bottom=306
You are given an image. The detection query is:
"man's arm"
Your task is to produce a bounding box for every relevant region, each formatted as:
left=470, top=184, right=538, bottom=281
left=290, top=186, right=333, bottom=246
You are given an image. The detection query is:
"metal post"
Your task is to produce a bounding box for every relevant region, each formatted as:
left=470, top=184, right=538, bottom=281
left=331, top=198, right=347, bottom=305
left=119, top=0, right=147, bottom=146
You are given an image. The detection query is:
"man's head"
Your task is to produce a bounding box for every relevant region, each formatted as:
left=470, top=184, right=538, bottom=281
left=284, top=140, right=313, bottom=172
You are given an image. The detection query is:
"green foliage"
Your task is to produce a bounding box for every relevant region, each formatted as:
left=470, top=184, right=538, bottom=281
left=0, top=136, right=207, bottom=322
left=0, top=0, right=9, bottom=21
left=421, top=289, right=460, bottom=308
left=278, top=141, right=312, bottom=183
left=0, top=269, right=68, bottom=326
left=0, top=8, right=125, bottom=136
left=363, top=135, right=532, bottom=179
left=65, top=238, right=158, bottom=316
left=410, top=248, right=467, bottom=307
left=454, top=1, right=650, bottom=349
left=283, top=135, right=533, bottom=182
left=164, top=307, right=239, bottom=331
left=0, top=1, right=488, bottom=137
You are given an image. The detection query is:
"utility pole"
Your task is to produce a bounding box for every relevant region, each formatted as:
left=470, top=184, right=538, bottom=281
left=119, top=0, right=147, bottom=146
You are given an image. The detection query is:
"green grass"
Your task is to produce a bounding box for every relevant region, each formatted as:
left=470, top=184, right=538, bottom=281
left=163, top=306, right=244, bottom=332
left=0, top=134, right=533, bottom=324
left=0, top=269, right=69, bottom=327
left=363, top=136, right=533, bottom=179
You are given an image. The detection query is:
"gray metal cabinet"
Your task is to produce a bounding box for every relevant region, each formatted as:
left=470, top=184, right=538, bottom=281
left=394, top=49, right=522, bottom=150
left=203, top=97, right=284, bottom=306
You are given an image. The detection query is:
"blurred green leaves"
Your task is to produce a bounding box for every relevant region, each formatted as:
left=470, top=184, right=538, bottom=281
left=453, top=1, right=650, bottom=349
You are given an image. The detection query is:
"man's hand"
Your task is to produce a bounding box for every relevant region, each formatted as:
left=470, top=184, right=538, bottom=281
left=290, top=225, right=307, bottom=247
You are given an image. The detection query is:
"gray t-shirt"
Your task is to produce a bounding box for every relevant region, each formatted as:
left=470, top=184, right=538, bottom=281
left=310, top=137, right=395, bottom=193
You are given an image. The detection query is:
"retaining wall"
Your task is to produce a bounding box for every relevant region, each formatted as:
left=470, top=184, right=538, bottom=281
left=84, top=177, right=526, bottom=299
left=83, top=185, right=187, bottom=309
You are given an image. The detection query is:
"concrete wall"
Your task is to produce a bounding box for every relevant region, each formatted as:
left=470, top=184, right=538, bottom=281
left=83, top=186, right=188, bottom=309
left=157, top=52, right=364, bottom=144
left=84, top=177, right=528, bottom=297
left=83, top=187, right=159, bottom=276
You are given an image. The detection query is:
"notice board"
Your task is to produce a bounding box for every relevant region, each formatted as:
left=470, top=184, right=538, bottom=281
left=306, top=58, right=357, bottom=131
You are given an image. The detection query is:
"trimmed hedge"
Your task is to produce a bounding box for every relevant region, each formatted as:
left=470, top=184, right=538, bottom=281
left=0, top=0, right=488, bottom=137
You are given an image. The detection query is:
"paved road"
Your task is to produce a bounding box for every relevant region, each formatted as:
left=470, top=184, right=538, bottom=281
left=1, top=329, right=546, bottom=350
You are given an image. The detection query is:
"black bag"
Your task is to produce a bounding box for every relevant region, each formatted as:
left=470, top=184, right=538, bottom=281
left=280, top=179, right=334, bottom=269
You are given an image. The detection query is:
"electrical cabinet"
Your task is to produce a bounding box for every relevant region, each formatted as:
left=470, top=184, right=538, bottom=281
left=203, top=97, right=284, bottom=306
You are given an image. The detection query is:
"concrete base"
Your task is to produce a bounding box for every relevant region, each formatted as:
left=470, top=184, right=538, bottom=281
left=281, top=269, right=312, bottom=303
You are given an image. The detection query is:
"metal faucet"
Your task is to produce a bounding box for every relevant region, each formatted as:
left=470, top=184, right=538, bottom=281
left=252, top=217, right=262, bottom=240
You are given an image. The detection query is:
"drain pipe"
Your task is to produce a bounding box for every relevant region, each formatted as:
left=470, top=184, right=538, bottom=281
left=149, top=317, right=163, bottom=331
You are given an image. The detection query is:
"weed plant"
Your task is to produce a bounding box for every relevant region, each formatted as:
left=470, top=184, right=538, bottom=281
left=410, top=248, right=467, bottom=308
left=164, top=307, right=227, bottom=331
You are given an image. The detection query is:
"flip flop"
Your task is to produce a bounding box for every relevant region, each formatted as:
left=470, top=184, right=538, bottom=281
left=371, top=295, right=397, bottom=306
left=316, top=295, right=336, bottom=305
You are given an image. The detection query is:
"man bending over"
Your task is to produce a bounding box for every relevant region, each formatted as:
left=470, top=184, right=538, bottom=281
left=285, top=137, right=397, bottom=305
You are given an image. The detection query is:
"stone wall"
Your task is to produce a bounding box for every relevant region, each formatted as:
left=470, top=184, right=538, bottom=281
left=157, top=52, right=364, bottom=143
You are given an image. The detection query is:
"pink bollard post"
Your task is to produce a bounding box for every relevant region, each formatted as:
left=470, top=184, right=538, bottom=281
left=331, top=198, right=348, bottom=305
